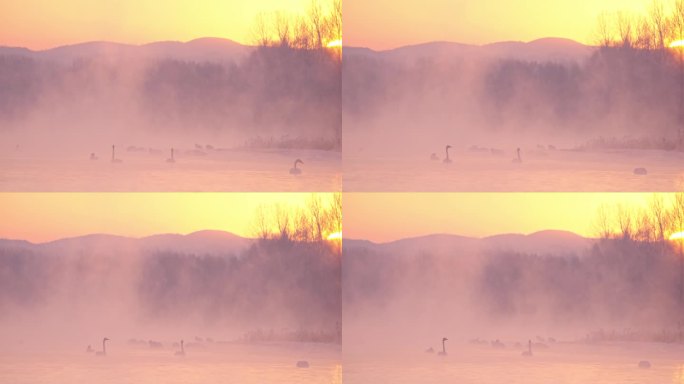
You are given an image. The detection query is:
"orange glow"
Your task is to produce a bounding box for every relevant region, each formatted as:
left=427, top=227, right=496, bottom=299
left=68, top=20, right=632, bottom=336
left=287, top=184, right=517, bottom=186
left=345, top=0, right=656, bottom=49
left=326, top=231, right=342, bottom=240
left=0, top=0, right=313, bottom=50
left=326, top=39, right=342, bottom=48
left=0, top=193, right=333, bottom=243
left=670, top=40, right=684, bottom=48
left=669, top=231, right=684, bottom=240
left=344, top=193, right=669, bottom=242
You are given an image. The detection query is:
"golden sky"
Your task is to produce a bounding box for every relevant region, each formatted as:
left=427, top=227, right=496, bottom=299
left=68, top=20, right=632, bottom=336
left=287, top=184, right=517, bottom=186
left=344, top=193, right=671, bottom=242
left=0, top=0, right=314, bottom=50
left=0, top=193, right=328, bottom=243
left=345, top=0, right=658, bottom=49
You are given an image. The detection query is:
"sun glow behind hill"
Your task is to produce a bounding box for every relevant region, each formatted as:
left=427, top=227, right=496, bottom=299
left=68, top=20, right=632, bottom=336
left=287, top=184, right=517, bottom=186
left=326, top=39, right=342, bottom=48
left=327, top=231, right=342, bottom=240
left=0, top=0, right=315, bottom=50
left=0, top=193, right=336, bottom=243
left=669, top=40, right=684, bottom=48
left=344, top=193, right=673, bottom=243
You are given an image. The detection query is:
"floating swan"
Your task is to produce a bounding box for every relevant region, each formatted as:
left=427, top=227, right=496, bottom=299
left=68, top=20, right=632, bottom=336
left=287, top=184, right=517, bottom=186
left=290, top=159, right=304, bottom=174
left=111, top=145, right=122, bottom=163
left=512, top=148, right=522, bottom=163
left=633, top=167, right=647, bottom=175
left=95, top=337, right=109, bottom=356
left=638, top=360, right=651, bottom=369
left=521, top=339, right=532, bottom=356
left=438, top=337, right=448, bottom=355
left=443, top=145, right=452, bottom=164
left=166, top=148, right=175, bottom=163
left=174, top=340, right=185, bottom=356
left=90, top=153, right=98, bottom=161
left=296, top=360, right=310, bottom=368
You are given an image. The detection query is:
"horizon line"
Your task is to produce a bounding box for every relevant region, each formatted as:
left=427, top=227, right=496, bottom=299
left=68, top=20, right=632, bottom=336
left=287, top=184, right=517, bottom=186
left=346, top=229, right=594, bottom=244
left=0, top=229, right=250, bottom=245
left=0, top=35, right=592, bottom=53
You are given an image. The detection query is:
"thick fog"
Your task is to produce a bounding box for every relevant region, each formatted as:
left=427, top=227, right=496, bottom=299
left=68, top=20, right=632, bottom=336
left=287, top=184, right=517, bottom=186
left=0, top=234, right=341, bottom=351
left=344, top=233, right=684, bottom=352
left=342, top=42, right=684, bottom=191
left=0, top=43, right=342, bottom=191
left=0, top=43, right=341, bottom=153
left=344, top=43, right=680, bottom=152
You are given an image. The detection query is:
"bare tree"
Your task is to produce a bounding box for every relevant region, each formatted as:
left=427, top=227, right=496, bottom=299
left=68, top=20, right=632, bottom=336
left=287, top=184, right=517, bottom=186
left=251, top=12, right=272, bottom=46
left=616, top=11, right=636, bottom=48
left=252, top=194, right=341, bottom=243
left=650, top=194, right=669, bottom=241
left=309, top=0, right=325, bottom=49
left=594, top=204, right=613, bottom=239
left=596, top=12, right=615, bottom=47
left=650, top=0, right=668, bottom=49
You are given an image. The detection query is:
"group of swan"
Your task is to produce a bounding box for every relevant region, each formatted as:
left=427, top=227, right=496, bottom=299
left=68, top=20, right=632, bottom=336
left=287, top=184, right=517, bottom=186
left=88, top=338, right=186, bottom=357
left=432, top=144, right=651, bottom=175
left=91, top=145, right=307, bottom=174
left=431, top=145, right=522, bottom=164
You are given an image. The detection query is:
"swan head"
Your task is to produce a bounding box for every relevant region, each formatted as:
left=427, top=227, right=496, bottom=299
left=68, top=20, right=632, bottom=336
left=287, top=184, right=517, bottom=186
left=442, top=337, right=448, bottom=342
left=294, top=158, right=304, bottom=166
left=446, top=145, right=452, bottom=150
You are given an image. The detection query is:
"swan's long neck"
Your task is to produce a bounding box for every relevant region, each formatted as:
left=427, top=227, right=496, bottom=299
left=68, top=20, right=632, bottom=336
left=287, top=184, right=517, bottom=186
left=171, top=148, right=174, bottom=159
left=112, top=145, right=115, bottom=160
left=528, top=340, right=531, bottom=354
left=517, top=149, right=521, bottom=161
left=102, top=339, right=107, bottom=354
left=442, top=340, right=446, bottom=353
left=181, top=340, right=184, bottom=353
left=294, top=160, right=299, bottom=169
left=445, top=147, right=450, bottom=160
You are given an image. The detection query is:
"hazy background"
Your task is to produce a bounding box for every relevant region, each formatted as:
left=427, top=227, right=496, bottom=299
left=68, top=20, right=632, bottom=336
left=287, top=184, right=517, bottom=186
left=342, top=1, right=684, bottom=192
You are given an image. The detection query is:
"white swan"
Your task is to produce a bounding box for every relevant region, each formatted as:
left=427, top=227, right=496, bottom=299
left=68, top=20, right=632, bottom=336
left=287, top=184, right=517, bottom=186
left=111, top=145, right=122, bottom=163
left=95, top=337, right=109, bottom=356
left=443, top=145, right=452, bottom=164
left=438, top=337, right=448, bottom=355
left=174, top=339, right=185, bottom=356
left=521, top=339, right=532, bottom=356
left=166, top=148, right=175, bottom=163
left=290, top=159, right=303, bottom=174
left=512, top=148, right=522, bottom=163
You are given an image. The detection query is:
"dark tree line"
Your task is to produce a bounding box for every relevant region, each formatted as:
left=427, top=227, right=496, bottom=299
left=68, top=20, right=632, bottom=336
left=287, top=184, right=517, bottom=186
left=138, top=240, right=340, bottom=331
left=0, top=45, right=341, bottom=149
left=477, top=240, right=680, bottom=327
left=0, top=240, right=340, bottom=339
left=344, top=47, right=683, bottom=142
